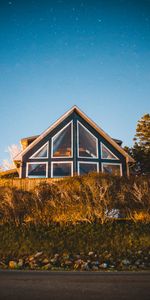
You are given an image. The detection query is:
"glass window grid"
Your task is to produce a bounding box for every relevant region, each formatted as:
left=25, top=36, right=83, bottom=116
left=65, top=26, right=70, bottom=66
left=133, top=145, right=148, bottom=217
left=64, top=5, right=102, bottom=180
left=26, top=120, right=122, bottom=177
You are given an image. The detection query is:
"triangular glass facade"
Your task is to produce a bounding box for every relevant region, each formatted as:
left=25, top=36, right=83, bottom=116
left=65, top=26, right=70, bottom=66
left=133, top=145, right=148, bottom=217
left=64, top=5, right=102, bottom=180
left=78, top=122, right=98, bottom=158
left=30, top=143, right=48, bottom=158
left=52, top=122, right=72, bottom=157
left=101, top=143, right=118, bottom=159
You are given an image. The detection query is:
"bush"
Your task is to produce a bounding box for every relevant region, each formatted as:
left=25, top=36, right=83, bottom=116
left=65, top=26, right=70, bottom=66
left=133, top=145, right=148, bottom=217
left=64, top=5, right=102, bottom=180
left=0, top=174, right=149, bottom=226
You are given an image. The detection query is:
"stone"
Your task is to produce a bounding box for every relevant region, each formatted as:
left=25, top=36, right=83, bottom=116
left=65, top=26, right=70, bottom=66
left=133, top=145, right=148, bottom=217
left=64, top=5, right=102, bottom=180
left=9, top=261, right=17, bottom=269
left=81, top=262, right=90, bottom=271
left=0, top=261, right=7, bottom=269
left=28, top=255, right=35, bottom=262
left=99, top=263, right=108, bottom=269
left=42, top=258, right=49, bottom=264
left=34, top=252, right=43, bottom=258
left=122, top=259, right=130, bottom=265
left=18, top=259, right=24, bottom=268
left=135, top=260, right=141, bottom=266
left=74, top=259, right=83, bottom=270
left=92, top=265, right=99, bottom=271
left=64, top=260, right=73, bottom=267
left=42, top=263, right=51, bottom=270
left=88, top=251, right=94, bottom=256
left=91, top=261, right=99, bottom=267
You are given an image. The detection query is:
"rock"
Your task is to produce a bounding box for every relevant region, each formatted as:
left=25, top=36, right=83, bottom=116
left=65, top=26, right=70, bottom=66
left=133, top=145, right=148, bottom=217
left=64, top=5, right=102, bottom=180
left=81, top=262, right=90, bottom=271
left=0, top=261, right=7, bottom=269
left=74, top=259, right=83, bottom=270
left=28, top=255, right=35, bottom=262
left=42, top=258, right=49, bottom=264
left=88, top=251, right=94, bottom=256
left=92, top=265, right=99, bottom=271
left=64, top=260, right=73, bottom=267
left=9, top=261, right=17, bottom=269
left=91, top=261, right=99, bottom=267
left=18, top=259, right=24, bottom=268
left=122, top=259, right=130, bottom=265
left=99, top=263, right=108, bottom=269
left=34, top=252, right=43, bottom=258
left=42, top=263, right=51, bottom=270
left=135, top=260, right=141, bottom=266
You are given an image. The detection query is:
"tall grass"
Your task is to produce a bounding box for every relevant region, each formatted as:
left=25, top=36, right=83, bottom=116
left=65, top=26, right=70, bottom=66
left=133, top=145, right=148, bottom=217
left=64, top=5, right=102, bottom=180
left=0, top=173, right=149, bottom=226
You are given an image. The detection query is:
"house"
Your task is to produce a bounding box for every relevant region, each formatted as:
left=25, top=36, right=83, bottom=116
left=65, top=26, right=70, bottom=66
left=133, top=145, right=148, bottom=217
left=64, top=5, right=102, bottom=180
left=14, top=106, right=134, bottom=178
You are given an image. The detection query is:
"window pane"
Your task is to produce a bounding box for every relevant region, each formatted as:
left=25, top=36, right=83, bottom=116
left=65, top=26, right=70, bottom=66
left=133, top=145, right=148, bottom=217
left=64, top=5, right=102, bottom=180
left=101, top=143, right=117, bottom=159
left=102, top=164, right=121, bottom=176
left=52, top=163, right=72, bottom=177
left=78, top=122, right=98, bottom=158
left=27, top=163, right=47, bottom=177
left=79, top=163, right=98, bottom=175
left=52, top=123, right=72, bottom=157
left=31, top=143, right=48, bottom=158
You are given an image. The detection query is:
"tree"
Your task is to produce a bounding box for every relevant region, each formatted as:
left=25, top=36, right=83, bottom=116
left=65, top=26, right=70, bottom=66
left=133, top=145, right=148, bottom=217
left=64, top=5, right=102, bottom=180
left=134, top=114, right=150, bottom=149
left=1, top=144, right=21, bottom=170
left=125, top=114, right=150, bottom=175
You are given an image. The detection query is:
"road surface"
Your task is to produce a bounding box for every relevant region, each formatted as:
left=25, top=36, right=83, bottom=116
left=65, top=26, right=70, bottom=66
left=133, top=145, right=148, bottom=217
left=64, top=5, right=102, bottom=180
left=0, top=271, right=150, bottom=300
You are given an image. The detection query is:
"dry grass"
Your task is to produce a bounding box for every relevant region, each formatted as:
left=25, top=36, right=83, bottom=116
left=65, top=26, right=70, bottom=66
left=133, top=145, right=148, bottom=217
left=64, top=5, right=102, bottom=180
left=0, top=173, right=149, bottom=226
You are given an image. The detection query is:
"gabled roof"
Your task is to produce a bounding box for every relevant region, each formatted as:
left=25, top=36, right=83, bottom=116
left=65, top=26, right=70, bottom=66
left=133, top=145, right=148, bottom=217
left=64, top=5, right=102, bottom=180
left=14, top=105, right=134, bottom=163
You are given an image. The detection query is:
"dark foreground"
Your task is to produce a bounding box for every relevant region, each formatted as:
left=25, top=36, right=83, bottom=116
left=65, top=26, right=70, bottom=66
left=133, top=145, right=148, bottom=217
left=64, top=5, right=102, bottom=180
left=0, top=271, right=150, bottom=300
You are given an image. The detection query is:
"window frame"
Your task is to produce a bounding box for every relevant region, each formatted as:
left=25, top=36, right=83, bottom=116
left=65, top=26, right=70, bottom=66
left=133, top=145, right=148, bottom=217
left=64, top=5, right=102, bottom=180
left=51, top=121, right=73, bottom=158
left=51, top=161, right=73, bottom=178
left=77, top=121, right=98, bottom=159
left=100, top=142, right=119, bottom=160
left=78, top=161, right=99, bottom=175
left=29, top=142, right=49, bottom=159
left=101, top=162, right=122, bottom=176
left=26, top=162, right=48, bottom=178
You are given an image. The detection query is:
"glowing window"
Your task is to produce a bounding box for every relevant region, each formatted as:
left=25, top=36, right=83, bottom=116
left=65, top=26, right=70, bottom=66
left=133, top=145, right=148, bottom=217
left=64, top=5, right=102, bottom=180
left=78, top=122, right=98, bottom=158
left=101, top=143, right=118, bottom=160
left=30, top=142, right=48, bottom=159
left=52, top=122, right=73, bottom=157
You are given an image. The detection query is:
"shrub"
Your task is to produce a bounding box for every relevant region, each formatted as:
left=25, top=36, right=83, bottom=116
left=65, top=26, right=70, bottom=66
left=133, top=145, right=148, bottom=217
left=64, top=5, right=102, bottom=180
left=0, top=174, right=149, bottom=225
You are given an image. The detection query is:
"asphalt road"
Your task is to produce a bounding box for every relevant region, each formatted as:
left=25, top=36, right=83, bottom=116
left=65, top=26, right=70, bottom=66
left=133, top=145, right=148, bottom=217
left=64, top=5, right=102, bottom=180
left=0, top=271, right=150, bottom=300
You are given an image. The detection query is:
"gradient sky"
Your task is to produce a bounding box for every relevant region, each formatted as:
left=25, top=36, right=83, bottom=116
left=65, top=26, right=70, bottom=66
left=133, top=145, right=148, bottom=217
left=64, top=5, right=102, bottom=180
left=0, top=0, right=150, bottom=165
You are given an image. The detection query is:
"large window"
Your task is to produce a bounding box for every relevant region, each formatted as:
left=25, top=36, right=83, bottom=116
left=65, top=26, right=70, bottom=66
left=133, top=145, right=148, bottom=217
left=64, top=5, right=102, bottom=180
left=30, top=142, right=48, bottom=159
left=101, top=143, right=118, bottom=160
left=78, top=162, right=99, bottom=175
left=77, top=121, right=98, bottom=158
left=52, top=121, right=73, bottom=158
left=51, top=162, right=73, bottom=178
left=102, top=163, right=122, bottom=176
left=26, top=162, right=48, bottom=178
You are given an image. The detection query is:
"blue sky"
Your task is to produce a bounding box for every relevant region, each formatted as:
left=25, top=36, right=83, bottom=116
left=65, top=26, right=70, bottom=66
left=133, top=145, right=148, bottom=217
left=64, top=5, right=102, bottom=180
left=0, top=0, right=150, bottom=165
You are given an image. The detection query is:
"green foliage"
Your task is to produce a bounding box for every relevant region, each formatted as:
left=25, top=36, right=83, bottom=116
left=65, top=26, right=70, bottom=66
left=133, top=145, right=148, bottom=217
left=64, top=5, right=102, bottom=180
left=134, top=113, right=150, bottom=148
left=0, top=222, right=149, bottom=260
left=125, top=113, right=150, bottom=175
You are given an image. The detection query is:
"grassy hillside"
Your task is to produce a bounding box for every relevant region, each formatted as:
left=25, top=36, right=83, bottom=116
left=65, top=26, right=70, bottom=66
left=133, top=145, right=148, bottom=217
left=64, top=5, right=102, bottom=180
left=0, top=173, right=149, bottom=270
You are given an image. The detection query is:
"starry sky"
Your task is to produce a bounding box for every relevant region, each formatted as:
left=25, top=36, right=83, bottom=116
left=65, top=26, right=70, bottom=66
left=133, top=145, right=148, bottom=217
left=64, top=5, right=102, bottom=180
left=0, top=0, right=150, bottom=165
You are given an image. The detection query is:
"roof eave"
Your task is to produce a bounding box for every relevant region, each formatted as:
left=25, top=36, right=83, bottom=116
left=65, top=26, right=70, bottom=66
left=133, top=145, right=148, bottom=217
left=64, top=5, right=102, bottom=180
left=14, top=105, right=134, bottom=163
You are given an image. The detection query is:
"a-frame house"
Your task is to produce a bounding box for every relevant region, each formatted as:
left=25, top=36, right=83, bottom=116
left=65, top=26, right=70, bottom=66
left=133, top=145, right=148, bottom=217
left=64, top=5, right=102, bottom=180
left=14, top=106, right=134, bottom=178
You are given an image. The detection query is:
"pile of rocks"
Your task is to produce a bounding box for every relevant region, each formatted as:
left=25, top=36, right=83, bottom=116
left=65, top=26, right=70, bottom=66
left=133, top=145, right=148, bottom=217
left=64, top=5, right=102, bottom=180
left=0, top=250, right=150, bottom=271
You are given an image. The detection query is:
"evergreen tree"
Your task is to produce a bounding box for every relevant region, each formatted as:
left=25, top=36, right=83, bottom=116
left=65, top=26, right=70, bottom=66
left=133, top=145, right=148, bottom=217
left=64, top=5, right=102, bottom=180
left=125, top=114, right=150, bottom=175
left=134, top=114, right=150, bottom=149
